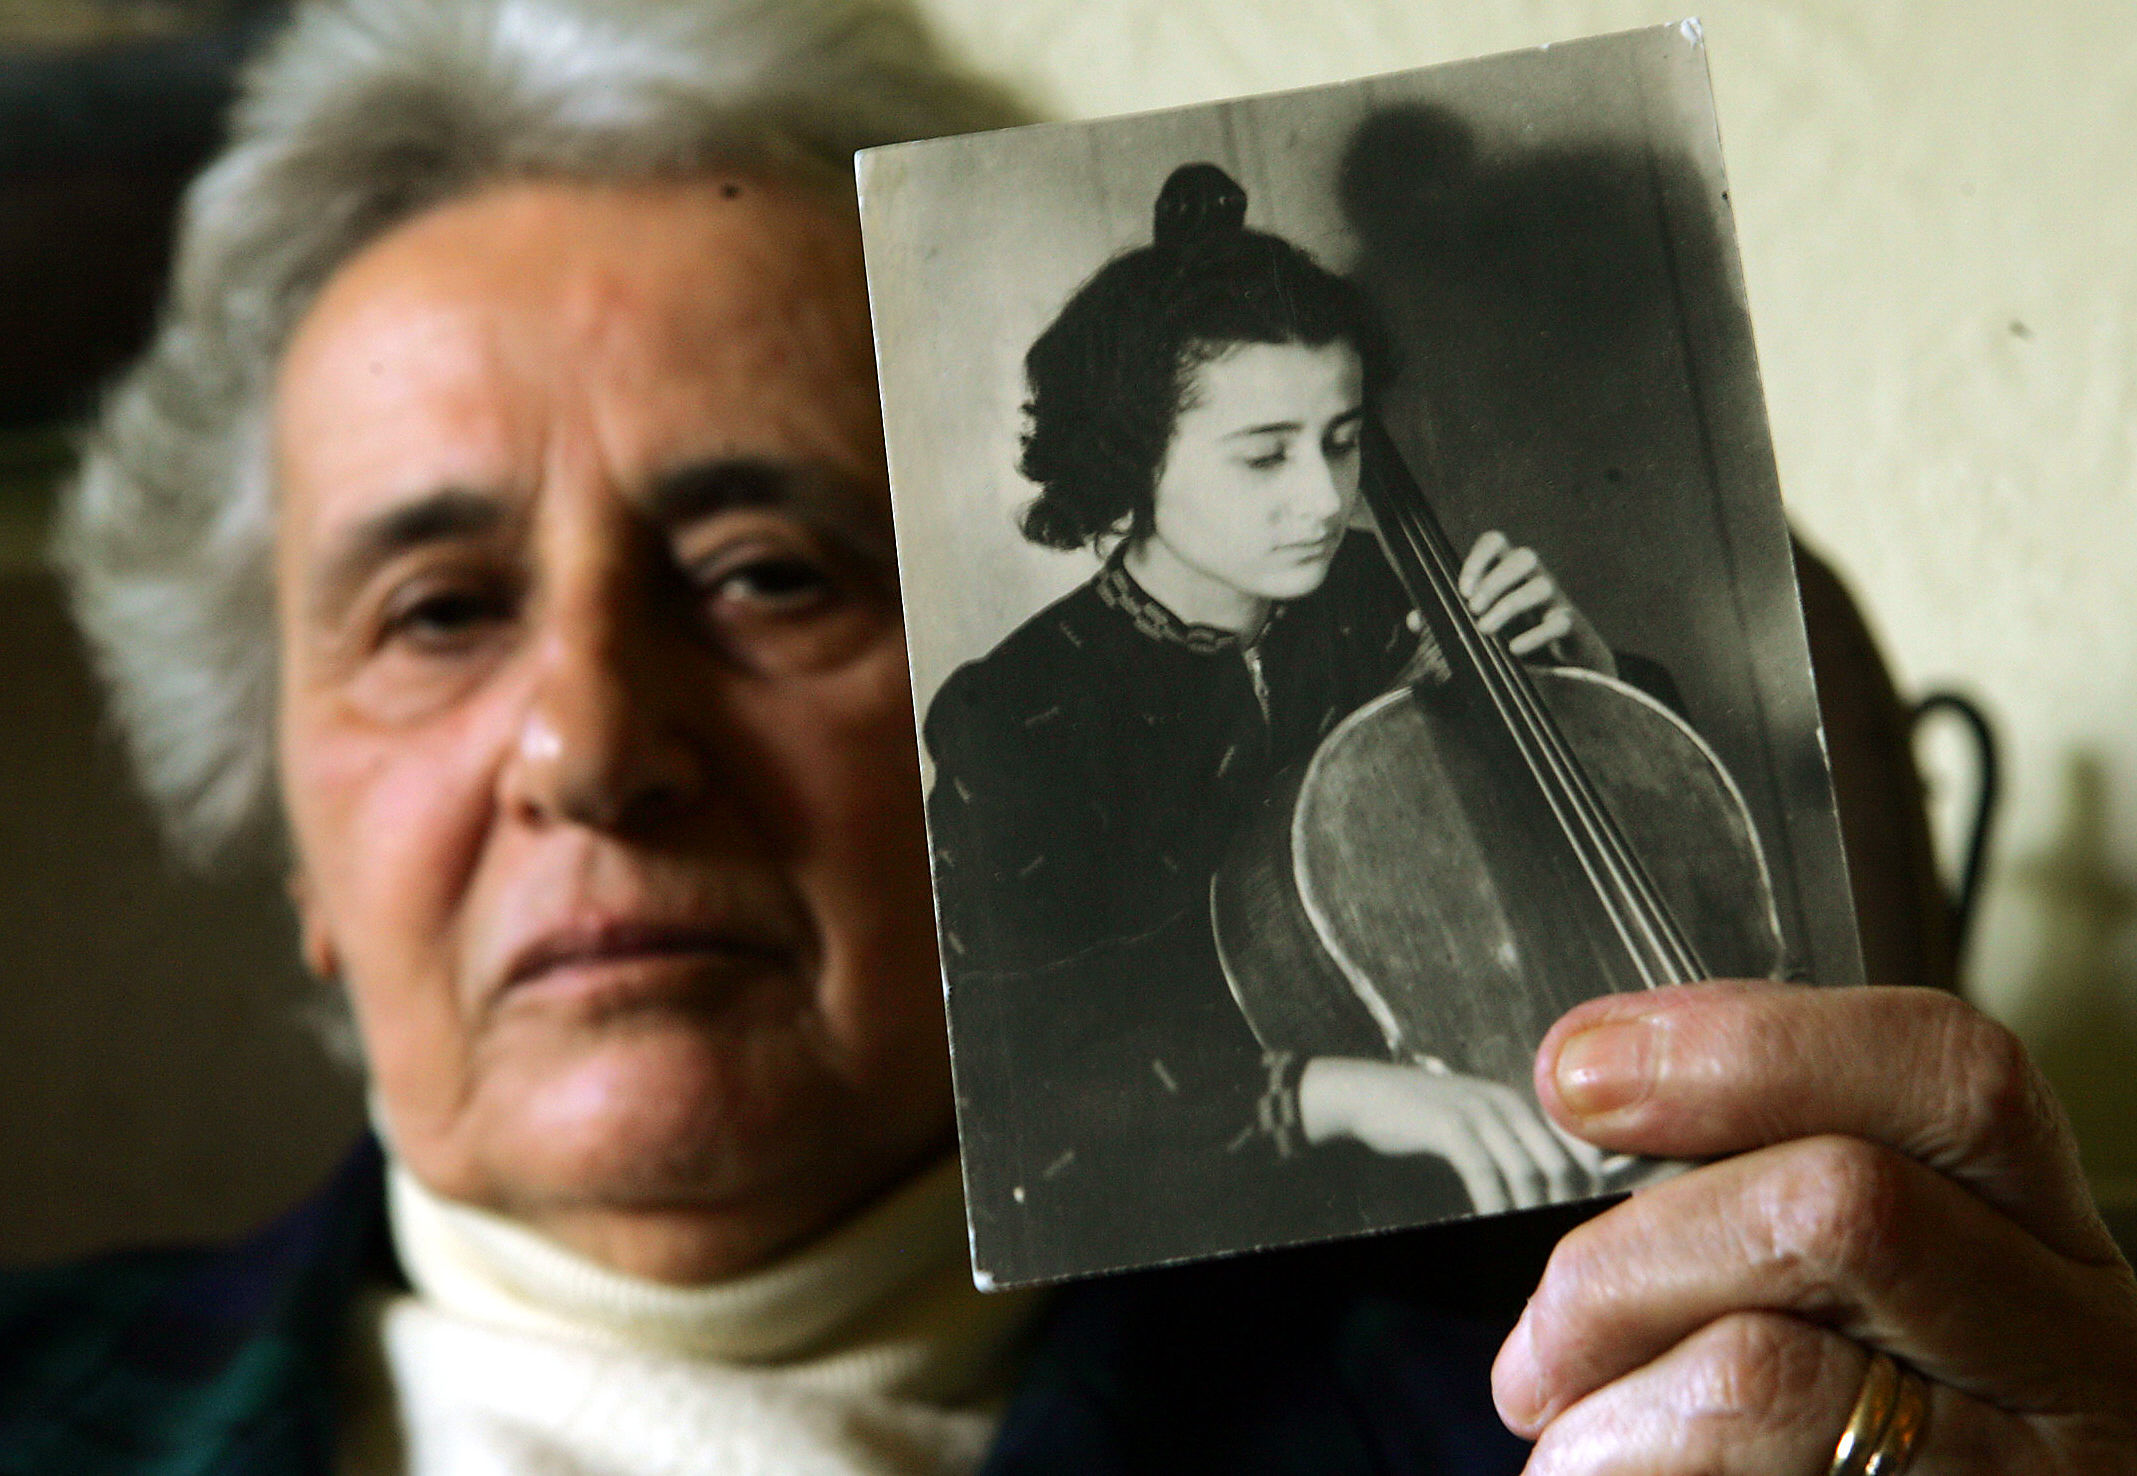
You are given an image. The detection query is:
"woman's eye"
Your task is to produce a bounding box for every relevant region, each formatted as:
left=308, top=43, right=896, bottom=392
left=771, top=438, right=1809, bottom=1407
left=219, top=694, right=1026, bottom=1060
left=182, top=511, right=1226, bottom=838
left=382, top=585, right=511, bottom=649
left=693, top=542, right=885, bottom=676
left=1243, top=448, right=1288, bottom=471
left=704, top=553, right=836, bottom=611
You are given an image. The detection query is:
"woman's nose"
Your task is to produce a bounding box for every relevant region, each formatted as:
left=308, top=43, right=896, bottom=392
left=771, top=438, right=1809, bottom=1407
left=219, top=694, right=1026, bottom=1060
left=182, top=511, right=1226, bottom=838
left=500, top=576, right=705, bottom=833
left=1284, top=450, right=1348, bottom=526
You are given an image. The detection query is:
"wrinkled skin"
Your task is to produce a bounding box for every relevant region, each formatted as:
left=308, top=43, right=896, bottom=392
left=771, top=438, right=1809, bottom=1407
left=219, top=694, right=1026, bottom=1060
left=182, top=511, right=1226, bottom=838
left=1500, top=981, right=2137, bottom=1472
left=273, top=178, right=950, bottom=1283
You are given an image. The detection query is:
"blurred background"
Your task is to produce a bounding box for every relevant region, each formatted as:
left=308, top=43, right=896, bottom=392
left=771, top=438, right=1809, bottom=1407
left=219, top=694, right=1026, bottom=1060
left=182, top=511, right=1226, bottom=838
left=2, top=0, right=2132, bottom=1260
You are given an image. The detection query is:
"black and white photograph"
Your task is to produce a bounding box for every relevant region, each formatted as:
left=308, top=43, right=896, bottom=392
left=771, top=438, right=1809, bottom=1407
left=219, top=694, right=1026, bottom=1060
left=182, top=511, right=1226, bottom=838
left=860, top=24, right=1862, bottom=1287
left=11, top=0, right=2137, bottom=1463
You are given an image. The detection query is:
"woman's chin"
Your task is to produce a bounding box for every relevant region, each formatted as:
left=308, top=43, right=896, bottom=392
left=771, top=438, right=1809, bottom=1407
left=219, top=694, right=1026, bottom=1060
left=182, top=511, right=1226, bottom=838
left=378, top=970, right=953, bottom=1276
left=1250, top=558, right=1339, bottom=603
left=458, top=1022, right=842, bottom=1220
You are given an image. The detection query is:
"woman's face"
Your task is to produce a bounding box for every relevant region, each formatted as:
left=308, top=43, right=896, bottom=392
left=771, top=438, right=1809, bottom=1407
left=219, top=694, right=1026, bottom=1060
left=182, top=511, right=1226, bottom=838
left=1137, top=340, right=1365, bottom=627
left=272, top=178, right=951, bottom=1283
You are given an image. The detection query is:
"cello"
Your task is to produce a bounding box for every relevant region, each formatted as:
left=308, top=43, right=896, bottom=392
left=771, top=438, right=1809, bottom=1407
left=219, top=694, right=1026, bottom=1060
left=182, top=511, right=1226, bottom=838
left=1212, top=417, right=1788, bottom=1097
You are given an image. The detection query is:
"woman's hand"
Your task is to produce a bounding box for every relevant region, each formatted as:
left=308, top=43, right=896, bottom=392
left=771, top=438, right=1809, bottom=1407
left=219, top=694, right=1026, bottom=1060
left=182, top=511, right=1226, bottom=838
left=1299, top=1056, right=1601, bottom=1215
left=1495, top=981, right=2137, bottom=1472
left=1460, top=530, right=1615, bottom=677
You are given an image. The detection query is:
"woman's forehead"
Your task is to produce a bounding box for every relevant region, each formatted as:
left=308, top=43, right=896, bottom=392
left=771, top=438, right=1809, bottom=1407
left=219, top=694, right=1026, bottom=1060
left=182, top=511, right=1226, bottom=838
left=1178, top=340, right=1364, bottom=428
left=271, top=177, right=885, bottom=555
left=279, top=176, right=872, bottom=419
left=297, top=175, right=861, bottom=315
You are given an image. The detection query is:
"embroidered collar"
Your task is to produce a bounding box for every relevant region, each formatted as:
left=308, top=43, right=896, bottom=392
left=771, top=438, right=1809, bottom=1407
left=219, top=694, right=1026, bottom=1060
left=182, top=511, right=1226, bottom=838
left=1095, top=552, right=1281, bottom=654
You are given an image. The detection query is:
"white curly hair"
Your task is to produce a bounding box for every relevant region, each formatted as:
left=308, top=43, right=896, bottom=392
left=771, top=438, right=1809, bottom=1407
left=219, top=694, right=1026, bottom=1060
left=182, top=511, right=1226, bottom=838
left=54, top=0, right=1021, bottom=866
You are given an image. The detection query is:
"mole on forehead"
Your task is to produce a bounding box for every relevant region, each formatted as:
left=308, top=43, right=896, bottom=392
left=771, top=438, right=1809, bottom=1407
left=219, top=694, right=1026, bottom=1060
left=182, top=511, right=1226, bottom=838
left=353, top=177, right=845, bottom=297
left=290, top=191, right=865, bottom=412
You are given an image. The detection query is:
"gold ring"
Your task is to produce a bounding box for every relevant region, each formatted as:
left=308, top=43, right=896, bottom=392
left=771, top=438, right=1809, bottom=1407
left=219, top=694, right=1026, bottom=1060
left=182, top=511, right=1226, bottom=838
left=1829, top=1350, right=1932, bottom=1476
left=1863, top=1360, right=1930, bottom=1476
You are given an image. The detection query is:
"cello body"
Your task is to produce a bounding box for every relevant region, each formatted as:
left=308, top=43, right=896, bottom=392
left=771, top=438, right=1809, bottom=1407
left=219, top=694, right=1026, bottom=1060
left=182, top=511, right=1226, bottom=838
left=1213, top=659, right=1788, bottom=1089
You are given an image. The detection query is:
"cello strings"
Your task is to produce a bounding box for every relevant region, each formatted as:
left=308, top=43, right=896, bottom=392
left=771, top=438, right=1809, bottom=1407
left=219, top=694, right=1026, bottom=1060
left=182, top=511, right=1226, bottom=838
left=1443, top=521, right=1706, bottom=983
left=1482, top=616, right=1706, bottom=982
left=1414, top=505, right=1706, bottom=984
left=1371, top=473, right=1674, bottom=990
left=1390, top=501, right=1679, bottom=987
left=1368, top=472, right=1654, bottom=982
left=1368, top=430, right=1704, bottom=986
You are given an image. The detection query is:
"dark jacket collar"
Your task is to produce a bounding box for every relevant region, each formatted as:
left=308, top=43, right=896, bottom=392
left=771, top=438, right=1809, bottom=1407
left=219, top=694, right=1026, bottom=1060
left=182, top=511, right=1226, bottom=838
left=0, top=1137, right=390, bottom=1476
left=0, top=1138, right=1533, bottom=1475
left=975, top=1232, right=1532, bottom=1476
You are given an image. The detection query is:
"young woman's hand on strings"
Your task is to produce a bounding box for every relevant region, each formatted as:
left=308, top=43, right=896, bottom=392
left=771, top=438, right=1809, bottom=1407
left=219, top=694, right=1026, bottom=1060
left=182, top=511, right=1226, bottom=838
left=1297, top=1055, right=1603, bottom=1214
left=1459, top=530, right=1616, bottom=678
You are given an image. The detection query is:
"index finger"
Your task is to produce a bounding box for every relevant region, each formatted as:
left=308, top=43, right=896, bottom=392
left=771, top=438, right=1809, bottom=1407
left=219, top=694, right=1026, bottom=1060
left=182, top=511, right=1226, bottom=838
left=1458, top=529, right=1511, bottom=600
left=1534, top=981, right=2120, bottom=1266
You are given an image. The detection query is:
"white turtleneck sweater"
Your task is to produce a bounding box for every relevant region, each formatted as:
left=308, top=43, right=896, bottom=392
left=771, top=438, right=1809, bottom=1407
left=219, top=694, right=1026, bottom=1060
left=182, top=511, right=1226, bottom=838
left=337, top=1158, right=1047, bottom=1476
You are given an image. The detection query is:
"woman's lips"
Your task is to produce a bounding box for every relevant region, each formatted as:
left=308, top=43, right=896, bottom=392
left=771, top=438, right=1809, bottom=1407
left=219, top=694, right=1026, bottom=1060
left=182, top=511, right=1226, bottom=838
left=1274, top=532, right=1342, bottom=560
left=497, top=921, right=796, bottom=1007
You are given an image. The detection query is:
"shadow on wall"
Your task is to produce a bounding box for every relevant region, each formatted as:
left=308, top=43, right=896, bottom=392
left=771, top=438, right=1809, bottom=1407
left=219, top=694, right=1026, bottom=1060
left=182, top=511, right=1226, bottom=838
left=2004, top=753, right=2137, bottom=1202
left=1335, top=100, right=1730, bottom=723
left=1339, top=105, right=1675, bottom=413
left=1332, top=99, right=1795, bottom=686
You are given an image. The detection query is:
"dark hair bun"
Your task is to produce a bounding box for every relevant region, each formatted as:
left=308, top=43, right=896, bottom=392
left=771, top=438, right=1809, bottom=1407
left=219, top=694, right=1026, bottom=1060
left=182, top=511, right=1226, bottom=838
left=1153, top=162, right=1247, bottom=248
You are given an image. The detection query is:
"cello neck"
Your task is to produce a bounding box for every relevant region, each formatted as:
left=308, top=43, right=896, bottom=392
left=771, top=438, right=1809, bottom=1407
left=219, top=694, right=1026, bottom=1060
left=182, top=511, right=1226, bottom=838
left=1356, top=416, right=1705, bottom=989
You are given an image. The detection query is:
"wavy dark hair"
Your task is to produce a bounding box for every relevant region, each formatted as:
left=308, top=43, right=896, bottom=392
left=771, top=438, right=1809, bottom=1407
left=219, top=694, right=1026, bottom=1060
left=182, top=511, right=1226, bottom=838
left=1017, top=162, right=1393, bottom=551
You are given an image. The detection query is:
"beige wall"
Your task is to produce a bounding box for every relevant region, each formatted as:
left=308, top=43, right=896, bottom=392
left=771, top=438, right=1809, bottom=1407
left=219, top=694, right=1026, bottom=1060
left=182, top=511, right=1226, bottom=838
left=909, top=0, right=2137, bottom=1191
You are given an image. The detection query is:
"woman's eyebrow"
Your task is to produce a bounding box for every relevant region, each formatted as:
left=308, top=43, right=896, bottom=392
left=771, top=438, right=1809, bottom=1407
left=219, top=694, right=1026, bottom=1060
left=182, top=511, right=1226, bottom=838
left=306, top=486, right=509, bottom=622
left=646, top=459, right=795, bottom=523
left=649, top=458, right=893, bottom=564
left=1220, top=406, right=1363, bottom=441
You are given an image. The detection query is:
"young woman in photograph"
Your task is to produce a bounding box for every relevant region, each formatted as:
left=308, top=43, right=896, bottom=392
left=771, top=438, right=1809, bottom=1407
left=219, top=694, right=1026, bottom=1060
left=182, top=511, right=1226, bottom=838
left=925, top=163, right=1660, bottom=1274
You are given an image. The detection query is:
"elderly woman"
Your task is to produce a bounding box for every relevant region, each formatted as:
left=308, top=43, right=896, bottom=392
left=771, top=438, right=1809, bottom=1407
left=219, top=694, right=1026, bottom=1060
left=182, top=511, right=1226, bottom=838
left=7, top=0, right=2135, bottom=1471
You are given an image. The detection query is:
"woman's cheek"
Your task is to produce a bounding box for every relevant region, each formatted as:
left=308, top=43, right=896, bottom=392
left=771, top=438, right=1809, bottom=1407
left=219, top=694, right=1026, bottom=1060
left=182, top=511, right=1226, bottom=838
left=787, top=636, right=939, bottom=986
left=822, top=640, right=928, bottom=844
left=287, top=687, right=507, bottom=991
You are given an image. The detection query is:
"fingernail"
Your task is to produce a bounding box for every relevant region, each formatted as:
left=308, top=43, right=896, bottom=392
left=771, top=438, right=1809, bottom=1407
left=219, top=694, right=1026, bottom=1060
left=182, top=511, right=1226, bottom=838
left=1554, top=1019, right=1652, bottom=1118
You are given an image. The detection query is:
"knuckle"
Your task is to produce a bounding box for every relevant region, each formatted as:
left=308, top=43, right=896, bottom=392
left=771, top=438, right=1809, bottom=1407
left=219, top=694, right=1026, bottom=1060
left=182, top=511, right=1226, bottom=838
left=1760, top=1136, right=1913, bottom=1294
left=1533, top=1214, right=1613, bottom=1320
left=1931, top=1001, right=2050, bottom=1160
left=1677, top=1312, right=1839, bottom=1426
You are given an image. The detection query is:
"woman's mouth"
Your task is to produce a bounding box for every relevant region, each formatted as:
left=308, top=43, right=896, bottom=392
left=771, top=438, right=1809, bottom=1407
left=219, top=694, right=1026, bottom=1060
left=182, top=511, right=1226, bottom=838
left=1273, top=531, right=1341, bottom=560
left=494, top=921, right=798, bottom=1016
